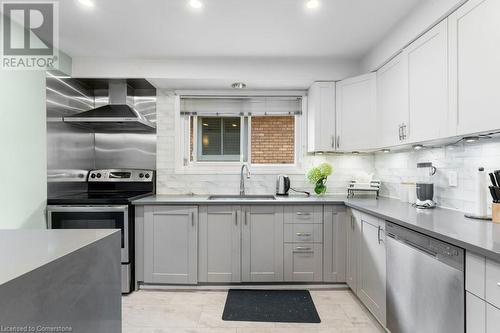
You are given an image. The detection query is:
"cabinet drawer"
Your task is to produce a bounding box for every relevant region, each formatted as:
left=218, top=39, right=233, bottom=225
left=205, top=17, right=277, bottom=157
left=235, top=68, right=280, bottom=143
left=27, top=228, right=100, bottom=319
left=285, top=205, right=322, bottom=224
left=466, top=251, right=486, bottom=298
left=486, top=259, right=500, bottom=308
left=284, top=243, right=323, bottom=282
left=284, top=224, right=322, bottom=243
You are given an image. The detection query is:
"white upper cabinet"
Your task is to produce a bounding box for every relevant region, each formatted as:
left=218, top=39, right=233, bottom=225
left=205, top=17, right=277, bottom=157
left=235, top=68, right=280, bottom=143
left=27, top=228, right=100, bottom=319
left=307, top=82, right=336, bottom=152
left=448, top=0, right=500, bottom=136
left=405, top=19, right=449, bottom=143
left=336, top=73, right=377, bottom=151
left=376, top=53, right=409, bottom=148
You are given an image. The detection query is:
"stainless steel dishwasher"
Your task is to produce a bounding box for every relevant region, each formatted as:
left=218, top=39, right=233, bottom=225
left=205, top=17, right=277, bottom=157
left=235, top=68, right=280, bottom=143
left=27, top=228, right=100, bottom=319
left=386, top=222, right=464, bottom=333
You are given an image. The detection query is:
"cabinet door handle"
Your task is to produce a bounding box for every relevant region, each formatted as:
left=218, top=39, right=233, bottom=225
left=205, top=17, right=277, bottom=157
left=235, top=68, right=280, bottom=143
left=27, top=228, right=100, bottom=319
left=296, top=212, right=312, bottom=216
left=234, top=211, right=238, bottom=226
left=191, top=212, right=195, bottom=227
left=377, top=225, right=383, bottom=244
left=296, top=232, right=312, bottom=237
left=244, top=211, right=249, bottom=225
left=337, top=135, right=340, bottom=149
left=331, top=135, right=335, bottom=148
left=402, top=123, right=407, bottom=140
left=398, top=125, right=402, bottom=141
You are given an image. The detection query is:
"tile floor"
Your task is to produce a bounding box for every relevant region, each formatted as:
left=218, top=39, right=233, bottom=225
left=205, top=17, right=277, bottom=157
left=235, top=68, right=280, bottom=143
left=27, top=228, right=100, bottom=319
left=122, top=289, right=384, bottom=333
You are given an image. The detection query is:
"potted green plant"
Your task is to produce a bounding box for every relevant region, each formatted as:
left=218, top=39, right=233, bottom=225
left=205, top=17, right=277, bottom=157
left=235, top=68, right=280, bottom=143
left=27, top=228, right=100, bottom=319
left=307, top=162, right=333, bottom=195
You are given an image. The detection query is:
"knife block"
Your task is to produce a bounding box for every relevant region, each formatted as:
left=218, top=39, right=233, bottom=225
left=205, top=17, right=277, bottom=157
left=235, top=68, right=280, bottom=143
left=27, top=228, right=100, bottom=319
left=493, top=203, right=500, bottom=223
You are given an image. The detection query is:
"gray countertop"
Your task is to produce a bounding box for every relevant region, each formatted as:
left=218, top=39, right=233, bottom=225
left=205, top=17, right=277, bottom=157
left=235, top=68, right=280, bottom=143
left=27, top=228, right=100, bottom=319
left=0, top=229, right=119, bottom=286
left=133, top=194, right=500, bottom=261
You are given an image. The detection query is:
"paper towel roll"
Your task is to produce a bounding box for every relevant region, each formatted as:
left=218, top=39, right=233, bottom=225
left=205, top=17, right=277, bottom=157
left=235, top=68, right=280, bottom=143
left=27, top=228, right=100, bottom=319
left=476, top=167, right=487, bottom=216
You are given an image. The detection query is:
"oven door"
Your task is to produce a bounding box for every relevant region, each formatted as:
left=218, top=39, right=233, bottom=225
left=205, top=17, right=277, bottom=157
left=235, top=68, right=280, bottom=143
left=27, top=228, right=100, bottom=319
left=47, top=205, right=129, bottom=263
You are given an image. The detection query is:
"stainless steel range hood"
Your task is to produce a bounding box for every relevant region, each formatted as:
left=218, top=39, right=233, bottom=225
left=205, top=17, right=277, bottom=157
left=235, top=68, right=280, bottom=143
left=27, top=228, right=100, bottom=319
left=63, top=80, right=156, bottom=132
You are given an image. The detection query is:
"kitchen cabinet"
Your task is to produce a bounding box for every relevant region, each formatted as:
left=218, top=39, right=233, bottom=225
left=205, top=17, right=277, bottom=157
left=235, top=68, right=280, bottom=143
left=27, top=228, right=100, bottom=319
left=346, top=209, right=361, bottom=292
left=448, top=0, right=500, bottom=136
left=241, top=205, right=284, bottom=282
left=284, top=243, right=323, bottom=282
left=198, top=205, right=241, bottom=283
left=335, top=73, right=377, bottom=151
left=467, top=292, right=486, bottom=333
left=307, top=81, right=336, bottom=152
left=143, top=206, right=198, bottom=284
left=376, top=53, right=409, bottom=148
left=323, top=205, right=347, bottom=282
left=357, top=213, right=386, bottom=326
left=405, top=19, right=449, bottom=143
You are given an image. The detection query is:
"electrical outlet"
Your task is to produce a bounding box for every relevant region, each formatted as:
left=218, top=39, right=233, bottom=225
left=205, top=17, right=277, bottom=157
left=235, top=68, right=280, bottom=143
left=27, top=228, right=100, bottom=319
left=448, top=171, right=458, bottom=187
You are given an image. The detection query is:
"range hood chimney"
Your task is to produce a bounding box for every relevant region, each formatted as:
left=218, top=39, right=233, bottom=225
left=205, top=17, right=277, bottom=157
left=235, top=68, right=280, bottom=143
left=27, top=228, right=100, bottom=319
left=63, top=80, right=156, bottom=132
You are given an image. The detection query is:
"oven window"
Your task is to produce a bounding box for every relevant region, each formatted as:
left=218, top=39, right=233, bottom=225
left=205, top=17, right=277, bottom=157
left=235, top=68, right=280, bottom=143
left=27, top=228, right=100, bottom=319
left=50, top=212, right=125, bottom=247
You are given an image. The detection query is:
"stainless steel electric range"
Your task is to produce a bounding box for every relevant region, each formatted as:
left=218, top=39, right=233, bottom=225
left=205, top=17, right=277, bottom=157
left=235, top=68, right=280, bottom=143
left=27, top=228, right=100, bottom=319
left=46, top=169, right=155, bottom=294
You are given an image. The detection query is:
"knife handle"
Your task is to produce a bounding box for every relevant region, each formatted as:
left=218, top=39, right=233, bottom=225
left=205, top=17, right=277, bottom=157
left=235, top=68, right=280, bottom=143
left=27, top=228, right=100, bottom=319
left=490, top=173, right=498, bottom=187
left=490, top=186, right=497, bottom=202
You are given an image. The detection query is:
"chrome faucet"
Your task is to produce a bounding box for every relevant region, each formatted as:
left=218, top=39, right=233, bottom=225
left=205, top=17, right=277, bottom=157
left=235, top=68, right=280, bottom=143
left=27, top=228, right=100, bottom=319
left=240, top=164, right=250, bottom=196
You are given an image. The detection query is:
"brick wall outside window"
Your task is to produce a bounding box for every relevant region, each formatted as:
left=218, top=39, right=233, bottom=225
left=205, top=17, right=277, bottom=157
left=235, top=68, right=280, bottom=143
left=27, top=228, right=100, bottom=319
left=251, top=116, right=295, bottom=164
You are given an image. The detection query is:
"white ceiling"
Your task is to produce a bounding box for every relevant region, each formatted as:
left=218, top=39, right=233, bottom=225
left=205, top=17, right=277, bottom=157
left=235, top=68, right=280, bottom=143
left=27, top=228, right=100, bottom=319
left=59, top=0, right=421, bottom=59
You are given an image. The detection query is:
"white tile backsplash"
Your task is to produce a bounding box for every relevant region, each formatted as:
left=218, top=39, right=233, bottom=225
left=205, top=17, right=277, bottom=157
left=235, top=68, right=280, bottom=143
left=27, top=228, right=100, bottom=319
left=374, top=138, right=500, bottom=212
left=155, top=90, right=374, bottom=196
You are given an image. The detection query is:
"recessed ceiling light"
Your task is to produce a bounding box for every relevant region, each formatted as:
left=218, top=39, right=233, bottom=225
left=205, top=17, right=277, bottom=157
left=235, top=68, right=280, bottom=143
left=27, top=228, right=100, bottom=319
left=188, top=0, right=203, bottom=9
left=306, top=0, right=320, bottom=9
left=232, top=124, right=238, bottom=127
left=202, top=123, right=208, bottom=127
left=352, top=151, right=360, bottom=155
left=413, top=144, right=424, bottom=150
left=78, top=0, right=94, bottom=8
left=231, top=82, right=246, bottom=89
left=381, top=149, right=391, bottom=153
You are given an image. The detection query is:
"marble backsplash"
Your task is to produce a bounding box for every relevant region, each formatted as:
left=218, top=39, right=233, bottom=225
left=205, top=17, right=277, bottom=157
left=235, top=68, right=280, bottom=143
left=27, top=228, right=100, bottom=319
left=156, top=90, right=374, bottom=196
left=374, top=138, right=500, bottom=213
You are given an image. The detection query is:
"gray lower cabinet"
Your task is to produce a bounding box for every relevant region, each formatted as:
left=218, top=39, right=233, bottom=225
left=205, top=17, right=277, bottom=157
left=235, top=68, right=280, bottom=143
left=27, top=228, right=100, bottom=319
left=143, top=206, right=198, bottom=285
left=198, top=205, right=241, bottom=283
left=346, top=209, right=361, bottom=292
left=357, top=212, right=386, bottom=326
left=284, top=243, right=323, bottom=281
left=323, top=205, right=347, bottom=282
left=242, top=205, right=284, bottom=282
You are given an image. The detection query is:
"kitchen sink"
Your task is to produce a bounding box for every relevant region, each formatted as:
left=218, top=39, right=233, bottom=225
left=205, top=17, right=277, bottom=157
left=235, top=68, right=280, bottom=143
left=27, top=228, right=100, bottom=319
left=208, top=195, right=276, bottom=201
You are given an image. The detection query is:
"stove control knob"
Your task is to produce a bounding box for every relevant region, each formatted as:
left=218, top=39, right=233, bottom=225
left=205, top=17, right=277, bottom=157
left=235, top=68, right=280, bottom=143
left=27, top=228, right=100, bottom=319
left=139, top=173, right=144, bottom=178
left=145, top=173, right=150, bottom=179
left=91, top=174, right=96, bottom=179
left=96, top=173, right=102, bottom=178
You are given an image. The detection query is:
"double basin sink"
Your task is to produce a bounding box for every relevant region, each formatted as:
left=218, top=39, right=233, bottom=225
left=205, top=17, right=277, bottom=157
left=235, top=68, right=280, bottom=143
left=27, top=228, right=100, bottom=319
left=208, top=195, right=276, bottom=201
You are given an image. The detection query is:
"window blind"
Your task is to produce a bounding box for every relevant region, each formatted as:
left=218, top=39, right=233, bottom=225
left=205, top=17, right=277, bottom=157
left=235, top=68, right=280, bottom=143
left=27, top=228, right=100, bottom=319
left=180, top=96, right=302, bottom=116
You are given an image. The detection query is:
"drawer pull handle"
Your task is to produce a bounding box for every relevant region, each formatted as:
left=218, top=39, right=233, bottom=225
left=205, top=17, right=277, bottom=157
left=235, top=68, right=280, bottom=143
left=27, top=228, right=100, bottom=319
left=296, top=212, right=312, bottom=216
left=295, top=246, right=312, bottom=251
left=296, top=232, right=312, bottom=237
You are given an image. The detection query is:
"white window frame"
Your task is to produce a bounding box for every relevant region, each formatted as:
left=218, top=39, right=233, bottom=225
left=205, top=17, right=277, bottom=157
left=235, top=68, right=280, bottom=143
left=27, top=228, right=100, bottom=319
left=174, top=94, right=307, bottom=175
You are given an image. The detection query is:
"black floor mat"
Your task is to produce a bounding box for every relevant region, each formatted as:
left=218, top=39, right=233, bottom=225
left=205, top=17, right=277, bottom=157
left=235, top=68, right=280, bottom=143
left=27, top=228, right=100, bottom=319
left=222, top=289, right=321, bottom=323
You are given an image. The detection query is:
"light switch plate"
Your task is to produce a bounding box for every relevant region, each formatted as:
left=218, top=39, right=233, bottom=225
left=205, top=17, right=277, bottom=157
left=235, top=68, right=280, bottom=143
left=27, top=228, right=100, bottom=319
left=448, top=171, right=458, bottom=187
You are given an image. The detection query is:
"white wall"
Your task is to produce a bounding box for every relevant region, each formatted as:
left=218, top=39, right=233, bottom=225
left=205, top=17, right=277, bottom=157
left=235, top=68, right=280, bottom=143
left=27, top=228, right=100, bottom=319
left=361, top=0, right=466, bottom=71
left=155, top=90, right=374, bottom=195
left=0, top=71, right=47, bottom=228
